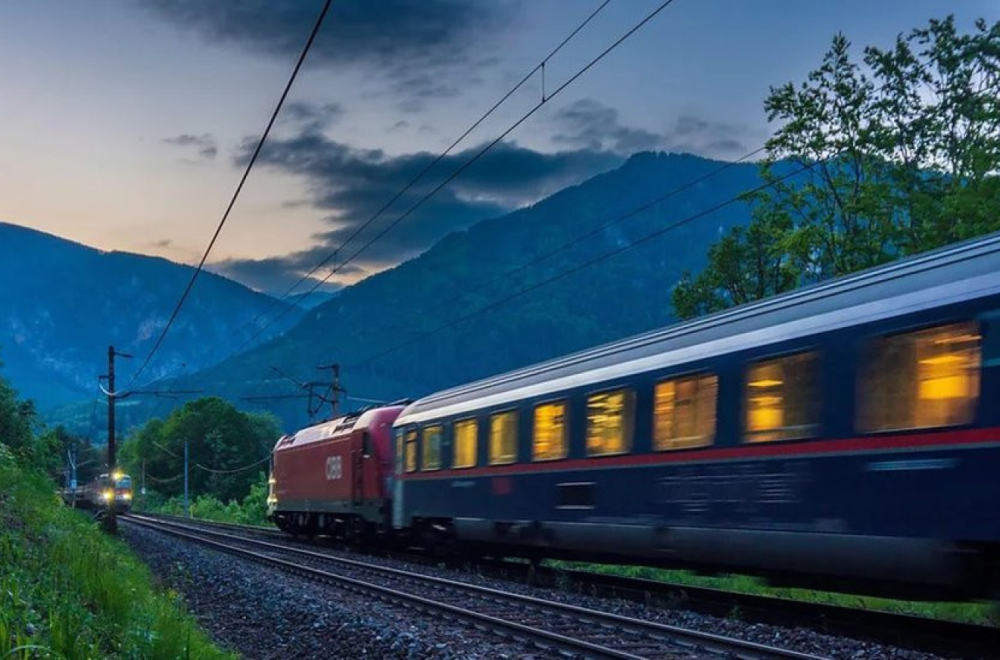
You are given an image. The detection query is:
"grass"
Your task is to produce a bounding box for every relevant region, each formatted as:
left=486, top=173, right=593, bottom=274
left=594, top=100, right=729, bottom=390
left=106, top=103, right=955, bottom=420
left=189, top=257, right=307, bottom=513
left=551, top=560, right=999, bottom=626
left=0, top=454, right=235, bottom=659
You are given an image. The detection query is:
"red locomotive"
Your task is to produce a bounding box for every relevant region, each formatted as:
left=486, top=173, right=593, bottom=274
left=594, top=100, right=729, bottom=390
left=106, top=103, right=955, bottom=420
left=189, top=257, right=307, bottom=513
left=268, top=404, right=405, bottom=540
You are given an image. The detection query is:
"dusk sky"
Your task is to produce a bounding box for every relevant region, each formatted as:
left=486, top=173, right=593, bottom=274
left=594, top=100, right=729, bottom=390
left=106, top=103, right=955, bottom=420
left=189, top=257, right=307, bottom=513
left=2, top=0, right=996, bottom=295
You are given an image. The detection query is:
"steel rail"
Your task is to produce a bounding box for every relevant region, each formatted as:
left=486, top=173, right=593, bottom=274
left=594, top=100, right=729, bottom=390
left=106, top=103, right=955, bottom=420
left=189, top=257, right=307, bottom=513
left=135, top=512, right=1000, bottom=658
left=124, top=514, right=824, bottom=660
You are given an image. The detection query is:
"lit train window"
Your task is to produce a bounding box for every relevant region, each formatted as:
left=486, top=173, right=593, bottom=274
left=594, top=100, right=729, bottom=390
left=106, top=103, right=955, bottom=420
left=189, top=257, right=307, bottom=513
left=586, top=389, right=635, bottom=456
left=533, top=400, right=568, bottom=461
left=453, top=418, right=478, bottom=469
left=489, top=410, right=518, bottom=465
left=654, top=373, right=717, bottom=450
left=859, top=322, right=980, bottom=432
left=422, top=425, right=443, bottom=471
left=404, top=429, right=417, bottom=473
left=745, top=351, right=820, bottom=442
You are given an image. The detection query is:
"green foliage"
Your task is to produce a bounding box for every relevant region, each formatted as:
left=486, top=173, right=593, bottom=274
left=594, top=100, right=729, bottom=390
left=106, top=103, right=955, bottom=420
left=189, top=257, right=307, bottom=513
left=675, top=16, right=1000, bottom=319
left=122, top=398, right=279, bottom=503
left=145, top=474, right=272, bottom=527
left=0, top=460, right=234, bottom=659
left=553, top=561, right=998, bottom=625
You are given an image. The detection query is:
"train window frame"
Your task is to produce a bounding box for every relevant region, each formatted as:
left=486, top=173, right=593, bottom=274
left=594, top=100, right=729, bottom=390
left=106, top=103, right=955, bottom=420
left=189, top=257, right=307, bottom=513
left=653, top=371, right=718, bottom=451
left=403, top=428, right=418, bottom=473
left=585, top=386, right=636, bottom=457
left=743, top=348, right=821, bottom=443
left=857, top=320, right=981, bottom=434
left=532, top=398, right=569, bottom=462
left=421, top=424, right=443, bottom=471
left=453, top=417, right=478, bottom=469
left=488, top=409, right=519, bottom=465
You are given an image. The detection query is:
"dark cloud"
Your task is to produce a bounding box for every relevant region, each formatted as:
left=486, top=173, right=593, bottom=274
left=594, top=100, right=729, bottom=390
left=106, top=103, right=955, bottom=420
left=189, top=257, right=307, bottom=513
left=281, top=101, right=344, bottom=134
left=211, top=248, right=359, bottom=296
left=150, top=238, right=173, bottom=248
left=143, top=0, right=516, bottom=108
left=217, top=129, right=621, bottom=289
left=162, top=133, right=217, bottom=159
left=552, top=99, right=752, bottom=159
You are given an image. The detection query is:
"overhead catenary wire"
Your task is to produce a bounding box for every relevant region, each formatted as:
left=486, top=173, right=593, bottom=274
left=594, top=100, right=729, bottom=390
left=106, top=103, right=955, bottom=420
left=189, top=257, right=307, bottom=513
left=233, top=0, right=679, bottom=353
left=353, top=144, right=768, bottom=341
left=125, top=0, right=335, bottom=390
left=348, top=156, right=822, bottom=368
left=231, top=0, right=613, bottom=344
left=194, top=453, right=271, bottom=475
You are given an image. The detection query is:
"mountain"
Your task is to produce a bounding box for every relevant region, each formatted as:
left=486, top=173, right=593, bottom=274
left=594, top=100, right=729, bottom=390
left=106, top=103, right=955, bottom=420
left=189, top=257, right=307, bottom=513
left=139, top=152, right=767, bottom=431
left=0, top=222, right=304, bottom=415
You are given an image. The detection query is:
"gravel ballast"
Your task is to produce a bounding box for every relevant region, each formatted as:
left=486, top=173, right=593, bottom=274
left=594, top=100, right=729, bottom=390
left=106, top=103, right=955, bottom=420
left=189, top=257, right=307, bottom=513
left=121, top=523, right=533, bottom=659
left=123, top=520, right=953, bottom=660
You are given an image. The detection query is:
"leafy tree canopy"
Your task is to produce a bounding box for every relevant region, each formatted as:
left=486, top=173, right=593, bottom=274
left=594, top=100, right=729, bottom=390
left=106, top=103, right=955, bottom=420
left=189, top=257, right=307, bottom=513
left=674, top=16, right=1000, bottom=319
left=121, top=397, right=280, bottom=502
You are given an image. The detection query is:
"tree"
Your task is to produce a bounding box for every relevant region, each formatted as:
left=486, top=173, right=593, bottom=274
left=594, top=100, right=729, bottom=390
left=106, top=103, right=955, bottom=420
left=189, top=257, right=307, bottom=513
left=121, top=397, right=282, bottom=502
left=674, top=16, right=1000, bottom=320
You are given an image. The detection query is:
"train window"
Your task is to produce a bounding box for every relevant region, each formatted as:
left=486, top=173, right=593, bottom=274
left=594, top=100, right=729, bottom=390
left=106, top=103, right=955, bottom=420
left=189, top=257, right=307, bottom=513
left=586, top=389, right=635, bottom=456
left=745, top=351, right=820, bottom=442
left=858, top=322, right=980, bottom=432
left=654, top=373, right=717, bottom=450
left=533, top=400, right=568, bottom=461
left=453, top=418, right=478, bottom=469
left=489, top=410, right=518, bottom=465
left=404, top=429, right=417, bottom=473
left=422, top=425, right=443, bottom=471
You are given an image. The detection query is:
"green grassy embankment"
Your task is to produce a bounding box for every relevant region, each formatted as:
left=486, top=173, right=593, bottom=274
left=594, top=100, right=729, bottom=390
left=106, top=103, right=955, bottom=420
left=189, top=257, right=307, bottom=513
left=557, top=561, right=998, bottom=625
left=0, top=450, right=235, bottom=659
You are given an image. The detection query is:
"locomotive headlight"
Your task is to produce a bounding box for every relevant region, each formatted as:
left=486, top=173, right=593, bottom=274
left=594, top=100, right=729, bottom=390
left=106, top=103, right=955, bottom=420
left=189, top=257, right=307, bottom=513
left=112, top=471, right=124, bottom=482
left=101, top=489, right=113, bottom=501
left=122, top=492, right=132, bottom=500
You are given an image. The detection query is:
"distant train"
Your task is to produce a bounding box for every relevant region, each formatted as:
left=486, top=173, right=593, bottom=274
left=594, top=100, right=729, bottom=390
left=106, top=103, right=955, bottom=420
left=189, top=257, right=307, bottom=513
left=63, top=472, right=133, bottom=512
left=270, top=232, right=1000, bottom=600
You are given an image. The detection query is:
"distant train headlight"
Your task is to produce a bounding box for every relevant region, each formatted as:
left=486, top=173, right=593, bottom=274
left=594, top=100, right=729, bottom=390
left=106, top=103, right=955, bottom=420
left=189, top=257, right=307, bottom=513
left=101, top=489, right=113, bottom=501
left=122, top=492, right=132, bottom=501
left=112, top=471, right=124, bottom=482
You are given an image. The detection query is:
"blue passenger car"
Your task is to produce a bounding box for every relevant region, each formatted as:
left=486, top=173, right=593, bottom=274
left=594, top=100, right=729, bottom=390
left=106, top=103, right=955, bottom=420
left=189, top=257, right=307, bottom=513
left=392, top=233, right=1000, bottom=598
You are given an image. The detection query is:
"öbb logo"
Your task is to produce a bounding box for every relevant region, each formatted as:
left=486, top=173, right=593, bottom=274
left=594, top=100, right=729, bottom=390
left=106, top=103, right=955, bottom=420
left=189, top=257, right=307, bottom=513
left=325, top=455, right=343, bottom=481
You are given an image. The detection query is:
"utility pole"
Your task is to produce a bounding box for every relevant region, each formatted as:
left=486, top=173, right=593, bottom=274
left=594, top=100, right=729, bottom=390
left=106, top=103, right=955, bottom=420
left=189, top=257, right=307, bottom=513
left=103, top=345, right=132, bottom=534
left=184, top=440, right=189, bottom=518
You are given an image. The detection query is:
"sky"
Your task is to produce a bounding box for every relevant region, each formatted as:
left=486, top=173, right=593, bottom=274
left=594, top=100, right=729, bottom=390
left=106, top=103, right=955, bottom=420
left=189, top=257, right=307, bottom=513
left=1, top=0, right=996, bottom=296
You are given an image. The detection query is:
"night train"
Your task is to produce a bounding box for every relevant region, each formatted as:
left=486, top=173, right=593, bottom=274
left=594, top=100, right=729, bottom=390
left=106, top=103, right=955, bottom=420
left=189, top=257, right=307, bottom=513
left=269, top=231, right=1000, bottom=599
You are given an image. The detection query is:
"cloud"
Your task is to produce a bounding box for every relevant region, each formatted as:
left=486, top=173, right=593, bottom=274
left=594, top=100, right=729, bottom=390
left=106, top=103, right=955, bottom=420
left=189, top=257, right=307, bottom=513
left=142, top=0, right=516, bottom=108
left=281, top=101, right=344, bottom=134
left=552, top=99, right=752, bottom=160
left=215, top=129, right=621, bottom=290
left=210, top=248, right=360, bottom=296
left=162, top=133, right=218, bottom=159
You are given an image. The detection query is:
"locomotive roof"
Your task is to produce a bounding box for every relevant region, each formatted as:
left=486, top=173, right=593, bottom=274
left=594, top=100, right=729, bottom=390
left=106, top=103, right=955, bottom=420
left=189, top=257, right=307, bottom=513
left=276, top=405, right=404, bottom=450
left=396, top=231, right=1000, bottom=426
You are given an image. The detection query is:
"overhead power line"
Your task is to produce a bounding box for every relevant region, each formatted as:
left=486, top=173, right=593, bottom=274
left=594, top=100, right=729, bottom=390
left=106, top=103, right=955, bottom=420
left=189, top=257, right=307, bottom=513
left=233, top=0, right=614, bottom=342
left=194, top=454, right=271, bottom=475
left=126, top=0, right=335, bottom=390
left=359, top=145, right=768, bottom=342
left=348, top=157, right=821, bottom=368
left=234, top=0, right=678, bottom=353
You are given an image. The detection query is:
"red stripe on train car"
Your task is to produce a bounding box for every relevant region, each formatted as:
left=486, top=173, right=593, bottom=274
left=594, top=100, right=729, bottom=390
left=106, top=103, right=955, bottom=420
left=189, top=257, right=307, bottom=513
left=399, top=426, right=1000, bottom=481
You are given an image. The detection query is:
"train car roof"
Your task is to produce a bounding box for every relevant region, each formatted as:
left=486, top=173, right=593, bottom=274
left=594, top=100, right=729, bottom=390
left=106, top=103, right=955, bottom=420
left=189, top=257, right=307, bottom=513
left=396, top=231, right=1000, bottom=426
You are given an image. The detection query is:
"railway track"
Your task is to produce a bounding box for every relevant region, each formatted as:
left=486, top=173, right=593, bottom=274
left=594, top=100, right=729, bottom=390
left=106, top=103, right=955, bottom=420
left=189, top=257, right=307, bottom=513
left=123, top=513, right=824, bottom=659
left=134, top=513, right=1000, bottom=658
